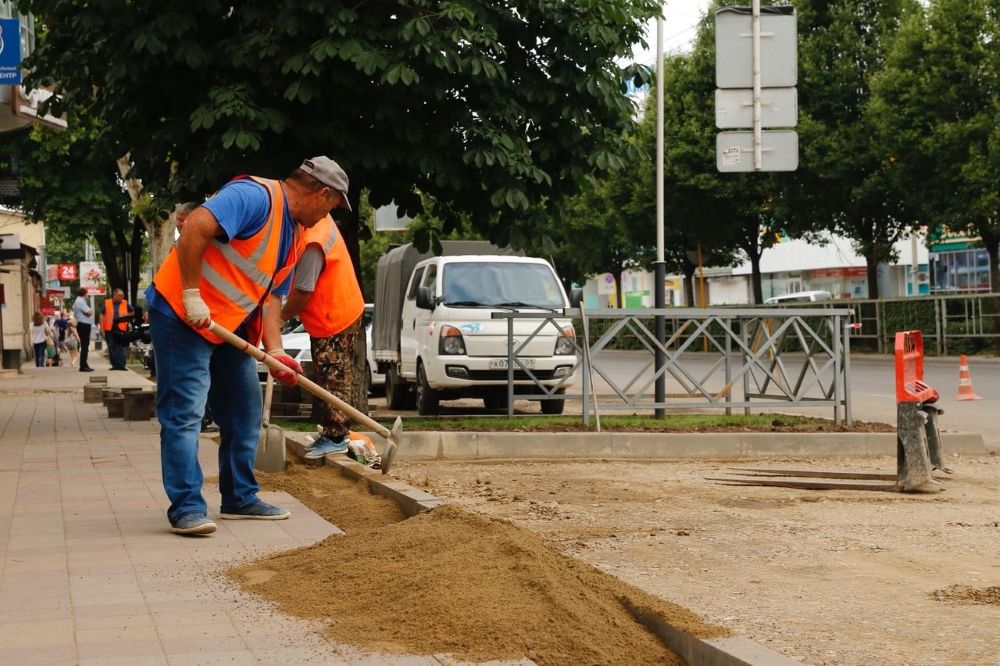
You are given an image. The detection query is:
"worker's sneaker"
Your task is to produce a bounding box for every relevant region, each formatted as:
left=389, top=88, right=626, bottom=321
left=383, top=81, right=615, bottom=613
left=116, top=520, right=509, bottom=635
left=170, top=513, right=217, bottom=535
left=220, top=500, right=290, bottom=520
left=304, top=435, right=348, bottom=459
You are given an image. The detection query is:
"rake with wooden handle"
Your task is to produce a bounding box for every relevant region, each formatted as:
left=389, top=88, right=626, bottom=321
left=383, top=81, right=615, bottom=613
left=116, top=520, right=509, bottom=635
left=208, top=321, right=400, bottom=474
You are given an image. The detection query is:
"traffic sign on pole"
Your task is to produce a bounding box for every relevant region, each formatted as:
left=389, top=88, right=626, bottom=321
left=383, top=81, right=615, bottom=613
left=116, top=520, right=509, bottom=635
left=716, top=130, right=798, bottom=172
left=715, top=88, right=797, bottom=129
left=715, top=7, right=797, bottom=89
left=715, top=4, right=797, bottom=173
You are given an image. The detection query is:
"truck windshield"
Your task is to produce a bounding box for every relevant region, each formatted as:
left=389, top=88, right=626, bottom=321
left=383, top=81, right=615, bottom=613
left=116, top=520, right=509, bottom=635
left=441, top=262, right=565, bottom=308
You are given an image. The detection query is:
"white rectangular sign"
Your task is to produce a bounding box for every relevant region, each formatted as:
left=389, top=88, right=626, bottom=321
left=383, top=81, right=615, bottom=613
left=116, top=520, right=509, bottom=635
left=715, top=87, right=797, bottom=128
left=716, top=130, right=799, bottom=172
left=373, top=202, right=413, bottom=232
left=716, top=8, right=797, bottom=89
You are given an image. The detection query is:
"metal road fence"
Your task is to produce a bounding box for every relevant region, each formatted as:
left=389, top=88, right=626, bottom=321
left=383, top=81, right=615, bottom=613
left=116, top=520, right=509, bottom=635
left=765, top=293, right=1000, bottom=356
left=493, top=307, right=854, bottom=426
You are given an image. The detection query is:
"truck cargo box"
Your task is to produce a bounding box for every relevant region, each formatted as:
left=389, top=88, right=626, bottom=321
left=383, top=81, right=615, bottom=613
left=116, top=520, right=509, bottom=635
left=371, top=241, right=521, bottom=356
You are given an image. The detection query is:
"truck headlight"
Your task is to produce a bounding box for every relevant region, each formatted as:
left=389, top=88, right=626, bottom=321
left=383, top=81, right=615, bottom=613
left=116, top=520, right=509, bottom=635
left=554, top=326, right=575, bottom=355
left=439, top=325, right=467, bottom=355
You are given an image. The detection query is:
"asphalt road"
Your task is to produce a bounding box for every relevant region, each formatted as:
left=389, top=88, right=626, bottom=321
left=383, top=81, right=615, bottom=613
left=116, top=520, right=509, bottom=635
left=377, top=351, right=999, bottom=448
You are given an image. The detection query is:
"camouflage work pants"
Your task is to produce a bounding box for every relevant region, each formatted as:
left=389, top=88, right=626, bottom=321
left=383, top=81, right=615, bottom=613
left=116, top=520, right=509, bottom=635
left=309, top=317, right=362, bottom=441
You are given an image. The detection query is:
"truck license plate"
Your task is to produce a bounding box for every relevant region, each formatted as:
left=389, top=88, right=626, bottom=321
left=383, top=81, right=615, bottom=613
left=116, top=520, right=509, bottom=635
left=489, top=358, right=536, bottom=370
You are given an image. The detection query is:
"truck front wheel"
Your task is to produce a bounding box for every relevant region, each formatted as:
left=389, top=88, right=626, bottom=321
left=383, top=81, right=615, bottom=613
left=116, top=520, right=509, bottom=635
left=416, top=363, right=439, bottom=415
left=385, top=366, right=410, bottom=410
left=540, top=390, right=565, bottom=415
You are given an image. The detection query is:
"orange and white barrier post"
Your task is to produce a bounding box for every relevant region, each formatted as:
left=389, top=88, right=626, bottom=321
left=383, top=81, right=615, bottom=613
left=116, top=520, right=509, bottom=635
left=956, top=354, right=981, bottom=401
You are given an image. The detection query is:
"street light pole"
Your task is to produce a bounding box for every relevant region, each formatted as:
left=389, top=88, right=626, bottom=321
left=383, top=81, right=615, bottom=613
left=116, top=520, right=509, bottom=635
left=654, top=11, right=667, bottom=418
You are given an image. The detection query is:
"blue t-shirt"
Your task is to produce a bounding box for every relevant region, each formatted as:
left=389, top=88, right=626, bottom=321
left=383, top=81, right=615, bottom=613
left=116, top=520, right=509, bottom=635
left=147, top=179, right=295, bottom=321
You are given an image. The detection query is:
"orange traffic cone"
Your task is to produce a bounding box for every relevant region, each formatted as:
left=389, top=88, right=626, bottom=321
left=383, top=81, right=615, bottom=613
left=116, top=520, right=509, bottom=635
left=956, top=355, right=981, bottom=401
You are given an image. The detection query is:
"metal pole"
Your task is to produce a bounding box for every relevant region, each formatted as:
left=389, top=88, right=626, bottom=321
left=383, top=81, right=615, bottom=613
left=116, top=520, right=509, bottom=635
left=654, top=11, right=667, bottom=418
left=752, top=0, right=763, bottom=170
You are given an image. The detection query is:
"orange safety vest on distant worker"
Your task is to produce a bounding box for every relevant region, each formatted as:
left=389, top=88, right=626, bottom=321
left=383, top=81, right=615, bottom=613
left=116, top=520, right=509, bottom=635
left=152, top=176, right=301, bottom=345
left=102, top=299, right=131, bottom=333
left=298, top=215, right=365, bottom=338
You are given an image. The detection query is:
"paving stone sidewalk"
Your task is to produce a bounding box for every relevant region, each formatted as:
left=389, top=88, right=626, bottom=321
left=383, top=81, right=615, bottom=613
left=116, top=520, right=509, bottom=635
left=0, top=363, right=454, bottom=665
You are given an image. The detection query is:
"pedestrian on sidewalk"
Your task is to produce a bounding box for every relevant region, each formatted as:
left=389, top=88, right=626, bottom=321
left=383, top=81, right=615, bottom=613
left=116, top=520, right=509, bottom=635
left=101, top=288, right=133, bottom=370
left=64, top=318, right=81, bottom=367
left=28, top=311, right=49, bottom=367
left=72, top=286, right=95, bottom=372
left=29, top=312, right=50, bottom=368
left=146, top=156, right=350, bottom=535
left=279, top=211, right=366, bottom=461
left=53, top=310, right=70, bottom=366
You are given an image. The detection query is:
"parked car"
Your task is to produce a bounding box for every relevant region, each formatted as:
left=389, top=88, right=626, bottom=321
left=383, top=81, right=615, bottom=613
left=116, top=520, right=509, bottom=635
left=764, top=290, right=832, bottom=304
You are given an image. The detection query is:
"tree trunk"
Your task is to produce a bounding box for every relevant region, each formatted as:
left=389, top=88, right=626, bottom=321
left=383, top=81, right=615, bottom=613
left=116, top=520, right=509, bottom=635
left=94, top=231, right=124, bottom=293
left=749, top=251, right=763, bottom=305
left=984, top=234, right=1000, bottom=295
left=343, top=191, right=363, bottom=287
left=864, top=253, right=880, bottom=300
left=128, top=216, right=144, bottom=304
left=683, top=262, right=696, bottom=307
left=613, top=266, right=624, bottom=308
left=147, top=214, right=177, bottom=275
left=340, top=192, right=368, bottom=415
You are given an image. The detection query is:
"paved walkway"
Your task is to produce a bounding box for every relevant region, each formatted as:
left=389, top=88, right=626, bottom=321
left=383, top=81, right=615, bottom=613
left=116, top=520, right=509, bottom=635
left=0, top=359, right=447, bottom=665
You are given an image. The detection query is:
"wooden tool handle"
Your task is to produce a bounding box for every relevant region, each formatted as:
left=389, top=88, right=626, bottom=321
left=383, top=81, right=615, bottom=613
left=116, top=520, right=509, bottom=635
left=207, top=321, right=391, bottom=439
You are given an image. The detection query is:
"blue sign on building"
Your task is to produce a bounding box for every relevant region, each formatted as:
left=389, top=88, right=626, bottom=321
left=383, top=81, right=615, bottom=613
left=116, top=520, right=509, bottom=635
left=0, top=19, right=21, bottom=85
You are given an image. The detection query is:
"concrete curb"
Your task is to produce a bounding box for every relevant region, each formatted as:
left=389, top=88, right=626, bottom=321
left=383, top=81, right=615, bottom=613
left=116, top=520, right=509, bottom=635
left=282, top=431, right=802, bottom=665
left=284, top=432, right=443, bottom=516
left=623, top=600, right=802, bottom=666
left=354, top=430, right=986, bottom=460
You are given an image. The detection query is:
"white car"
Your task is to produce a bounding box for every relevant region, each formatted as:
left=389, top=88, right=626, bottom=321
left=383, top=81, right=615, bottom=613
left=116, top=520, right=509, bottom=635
left=262, top=304, right=384, bottom=395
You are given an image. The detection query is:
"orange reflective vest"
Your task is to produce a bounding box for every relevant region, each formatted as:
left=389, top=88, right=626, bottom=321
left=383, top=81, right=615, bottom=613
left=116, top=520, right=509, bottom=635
left=102, top=299, right=131, bottom=332
left=298, top=216, right=365, bottom=338
left=153, top=176, right=301, bottom=344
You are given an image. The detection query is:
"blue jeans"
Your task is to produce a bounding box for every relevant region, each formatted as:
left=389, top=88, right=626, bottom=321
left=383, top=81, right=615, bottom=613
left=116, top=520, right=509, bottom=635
left=33, top=342, right=46, bottom=367
left=149, top=309, right=263, bottom=523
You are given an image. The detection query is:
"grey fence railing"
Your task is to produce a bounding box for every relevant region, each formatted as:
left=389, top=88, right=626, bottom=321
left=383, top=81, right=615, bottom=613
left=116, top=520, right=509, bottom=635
left=765, top=293, right=1000, bottom=356
left=493, top=307, right=854, bottom=426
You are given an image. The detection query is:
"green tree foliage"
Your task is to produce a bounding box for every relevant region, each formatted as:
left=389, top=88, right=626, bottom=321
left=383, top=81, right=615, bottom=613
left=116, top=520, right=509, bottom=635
left=541, top=127, right=656, bottom=307
left=21, top=0, right=661, bottom=257
left=786, top=0, right=920, bottom=299
left=2, top=124, right=142, bottom=300
left=871, top=0, right=999, bottom=291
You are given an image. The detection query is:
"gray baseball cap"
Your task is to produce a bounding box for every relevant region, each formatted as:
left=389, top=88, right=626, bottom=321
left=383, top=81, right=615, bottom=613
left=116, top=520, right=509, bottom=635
left=299, top=156, right=352, bottom=211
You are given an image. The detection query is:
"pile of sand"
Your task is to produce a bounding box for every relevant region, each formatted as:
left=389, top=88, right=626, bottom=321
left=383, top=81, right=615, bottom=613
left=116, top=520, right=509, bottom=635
left=233, top=465, right=725, bottom=663
left=931, top=585, right=1000, bottom=606
left=254, top=461, right=407, bottom=534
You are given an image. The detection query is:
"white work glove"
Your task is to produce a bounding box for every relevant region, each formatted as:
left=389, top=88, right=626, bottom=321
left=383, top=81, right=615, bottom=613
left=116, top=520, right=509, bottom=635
left=182, top=288, right=211, bottom=329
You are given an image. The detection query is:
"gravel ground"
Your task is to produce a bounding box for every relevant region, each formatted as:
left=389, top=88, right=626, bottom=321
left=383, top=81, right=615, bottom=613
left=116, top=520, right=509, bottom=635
left=395, top=453, right=1000, bottom=666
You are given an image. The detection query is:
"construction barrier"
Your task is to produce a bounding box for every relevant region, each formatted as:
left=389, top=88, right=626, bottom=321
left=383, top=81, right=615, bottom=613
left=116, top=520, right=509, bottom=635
left=894, top=331, right=946, bottom=493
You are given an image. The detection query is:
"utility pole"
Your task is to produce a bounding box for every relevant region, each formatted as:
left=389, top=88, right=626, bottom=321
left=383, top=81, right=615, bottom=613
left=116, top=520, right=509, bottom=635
left=654, top=10, right=667, bottom=419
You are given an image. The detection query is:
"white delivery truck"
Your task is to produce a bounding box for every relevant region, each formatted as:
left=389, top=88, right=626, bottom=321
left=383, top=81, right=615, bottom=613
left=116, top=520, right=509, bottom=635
left=372, top=241, right=580, bottom=415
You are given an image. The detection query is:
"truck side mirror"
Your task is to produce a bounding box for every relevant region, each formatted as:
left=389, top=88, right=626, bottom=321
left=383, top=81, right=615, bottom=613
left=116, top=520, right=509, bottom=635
left=569, top=288, right=583, bottom=308
left=417, top=285, right=435, bottom=311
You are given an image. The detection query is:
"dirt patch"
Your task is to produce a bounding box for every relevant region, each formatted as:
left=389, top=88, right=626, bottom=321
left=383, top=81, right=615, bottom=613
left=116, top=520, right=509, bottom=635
left=399, top=457, right=1000, bottom=665
left=931, top=585, right=1000, bottom=605
left=253, top=460, right=407, bottom=534
left=229, top=468, right=724, bottom=664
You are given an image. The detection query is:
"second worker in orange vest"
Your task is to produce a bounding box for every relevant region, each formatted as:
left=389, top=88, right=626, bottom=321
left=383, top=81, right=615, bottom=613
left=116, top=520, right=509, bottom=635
left=280, top=214, right=365, bottom=459
left=101, top=288, right=133, bottom=371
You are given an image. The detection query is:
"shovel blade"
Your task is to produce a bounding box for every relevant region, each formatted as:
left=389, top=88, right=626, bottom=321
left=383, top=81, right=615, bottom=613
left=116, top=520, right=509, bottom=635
left=254, top=424, right=286, bottom=473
